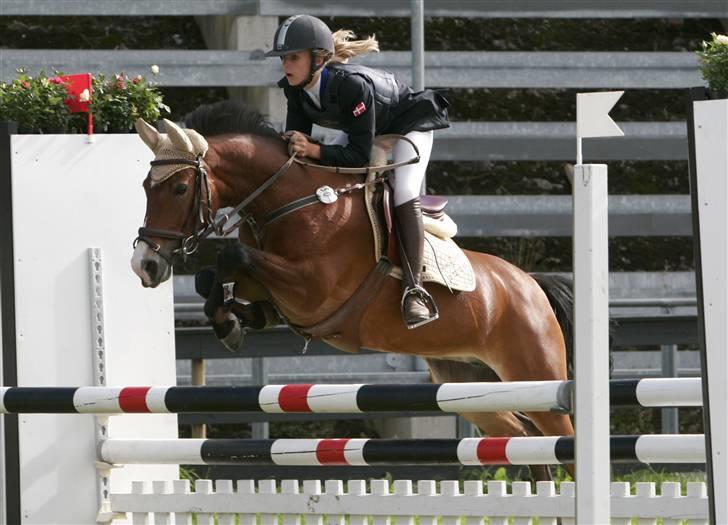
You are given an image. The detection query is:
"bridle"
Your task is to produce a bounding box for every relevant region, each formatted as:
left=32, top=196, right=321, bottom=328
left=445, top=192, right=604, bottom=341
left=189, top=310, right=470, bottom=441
left=134, top=153, right=298, bottom=264
left=134, top=156, right=214, bottom=265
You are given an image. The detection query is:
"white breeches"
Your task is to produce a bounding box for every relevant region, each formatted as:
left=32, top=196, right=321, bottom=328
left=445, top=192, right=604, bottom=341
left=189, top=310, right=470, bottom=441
left=332, top=130, right=434, bottom=206
left=390, top=130, right=433, bottom=205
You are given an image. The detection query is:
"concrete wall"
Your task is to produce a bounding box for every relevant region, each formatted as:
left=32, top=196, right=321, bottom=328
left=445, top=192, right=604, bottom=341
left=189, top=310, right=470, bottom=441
left=196, top=15, right=287, bottom=123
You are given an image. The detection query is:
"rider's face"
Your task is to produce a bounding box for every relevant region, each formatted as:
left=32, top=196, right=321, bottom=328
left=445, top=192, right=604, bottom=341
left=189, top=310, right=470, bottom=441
left=281, top=51, right=311, bottom=86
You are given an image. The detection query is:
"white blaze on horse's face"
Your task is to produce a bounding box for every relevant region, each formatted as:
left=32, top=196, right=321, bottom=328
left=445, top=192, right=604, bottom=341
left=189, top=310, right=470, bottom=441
left=131, top=118, right=209, bottom=288
left=131, top=241, right=171, bottom=288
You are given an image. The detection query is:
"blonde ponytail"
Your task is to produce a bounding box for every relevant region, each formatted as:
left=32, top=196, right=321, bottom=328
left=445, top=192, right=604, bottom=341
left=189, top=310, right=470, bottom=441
left=317, top=29, right=379, bottom=64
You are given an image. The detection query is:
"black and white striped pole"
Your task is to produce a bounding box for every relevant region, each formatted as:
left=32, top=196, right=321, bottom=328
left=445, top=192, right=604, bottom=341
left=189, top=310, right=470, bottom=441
left=0, top=378, right=703, bottom=414
left=98, top=435, right=707, bottom=466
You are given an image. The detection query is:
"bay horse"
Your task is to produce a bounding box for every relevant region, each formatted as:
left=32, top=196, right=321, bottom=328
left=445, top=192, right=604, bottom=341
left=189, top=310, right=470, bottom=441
left=130, top=101, right=575, bottom=480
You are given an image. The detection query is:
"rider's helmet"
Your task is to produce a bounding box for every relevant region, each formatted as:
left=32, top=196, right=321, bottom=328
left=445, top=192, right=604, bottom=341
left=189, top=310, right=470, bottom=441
left=265, top=15, right=334, bottom=85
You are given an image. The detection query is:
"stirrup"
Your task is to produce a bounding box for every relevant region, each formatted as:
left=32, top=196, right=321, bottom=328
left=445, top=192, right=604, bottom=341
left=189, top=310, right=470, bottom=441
left=400, top=285, right=439, bottom=329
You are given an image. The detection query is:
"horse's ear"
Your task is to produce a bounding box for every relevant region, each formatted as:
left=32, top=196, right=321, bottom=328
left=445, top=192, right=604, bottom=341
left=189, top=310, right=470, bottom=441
left=184, top=129, right=209, bottom=158
left=134, top=118, right=160, bottom=151
left=162, top=118, right=194, bottom=154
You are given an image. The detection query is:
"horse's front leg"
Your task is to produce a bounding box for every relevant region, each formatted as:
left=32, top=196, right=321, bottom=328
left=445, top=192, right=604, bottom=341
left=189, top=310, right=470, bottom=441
left=216, top=243, right=311, bottom=310
left=196, top=264, right=280, bottom=352
left=200, top=242, right=303, bottom=351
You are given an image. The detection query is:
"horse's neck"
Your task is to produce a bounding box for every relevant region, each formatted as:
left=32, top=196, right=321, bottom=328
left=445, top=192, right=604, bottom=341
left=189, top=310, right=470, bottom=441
left=213, top=136, right=378, bottom=324
left=211, top=136, right=297, bottom=211
left=212, top=136, right=370, bottom=252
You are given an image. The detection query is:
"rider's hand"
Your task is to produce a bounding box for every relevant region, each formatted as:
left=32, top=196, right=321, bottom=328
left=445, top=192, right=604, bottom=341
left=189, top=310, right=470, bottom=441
left=284, top=131, right=309, bottom=156
left=283, top=131, right=320, bottom=159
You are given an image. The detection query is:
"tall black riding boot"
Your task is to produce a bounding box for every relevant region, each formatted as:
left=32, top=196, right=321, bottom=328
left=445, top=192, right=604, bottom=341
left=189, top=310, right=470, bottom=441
left=395, top=197, right=438, bottom=329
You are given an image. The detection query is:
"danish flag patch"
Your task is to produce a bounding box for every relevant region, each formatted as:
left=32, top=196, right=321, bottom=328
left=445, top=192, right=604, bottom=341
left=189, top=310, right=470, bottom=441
left=352, top=101, right=367, bottom=117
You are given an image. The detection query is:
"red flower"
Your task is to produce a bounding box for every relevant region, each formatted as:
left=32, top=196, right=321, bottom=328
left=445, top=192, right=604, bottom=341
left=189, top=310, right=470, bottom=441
left=49, top=77, right=64, bottom=85
left=20, top=80, right=30, bottom=89
left=132, top=75, right=143, bottom=85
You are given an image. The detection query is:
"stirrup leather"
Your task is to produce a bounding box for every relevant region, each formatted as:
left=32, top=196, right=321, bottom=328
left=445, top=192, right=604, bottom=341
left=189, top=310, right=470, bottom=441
left=400, top=285, right=439, bottom=329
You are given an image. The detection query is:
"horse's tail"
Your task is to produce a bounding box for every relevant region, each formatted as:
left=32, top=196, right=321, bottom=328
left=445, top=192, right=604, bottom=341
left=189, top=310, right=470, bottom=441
left=531, top=273, right=574, bottom=377
left=531, top=273, right=616, bottom=378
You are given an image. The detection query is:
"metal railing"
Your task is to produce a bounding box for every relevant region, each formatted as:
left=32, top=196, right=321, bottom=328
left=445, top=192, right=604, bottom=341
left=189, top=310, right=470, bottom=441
left=0, top=50, right=704, bottom=89
left=197, top=195, right=692, bottom=240
left=2, top=0, right=725, bottom=18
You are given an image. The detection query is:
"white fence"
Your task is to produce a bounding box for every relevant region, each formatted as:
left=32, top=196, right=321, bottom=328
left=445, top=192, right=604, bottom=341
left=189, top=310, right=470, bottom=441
left=111, top=478, right=709, bottom=524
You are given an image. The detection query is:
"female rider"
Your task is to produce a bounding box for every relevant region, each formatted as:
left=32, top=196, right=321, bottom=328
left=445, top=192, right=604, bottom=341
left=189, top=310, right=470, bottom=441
left=266, top=14, right=450, bottom=329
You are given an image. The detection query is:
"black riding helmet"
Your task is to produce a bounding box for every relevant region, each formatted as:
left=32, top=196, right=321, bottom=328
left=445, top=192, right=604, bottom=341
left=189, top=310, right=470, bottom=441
left=265, top=15, right=334, bottom=86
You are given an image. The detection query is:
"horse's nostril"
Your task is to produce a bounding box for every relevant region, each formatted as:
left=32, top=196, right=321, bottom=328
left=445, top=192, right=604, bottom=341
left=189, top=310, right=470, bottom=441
left=142, top=259, right=158, bottom=279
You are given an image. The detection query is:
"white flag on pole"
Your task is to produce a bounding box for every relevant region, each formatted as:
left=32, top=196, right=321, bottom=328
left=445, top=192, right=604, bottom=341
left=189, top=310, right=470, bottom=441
left=576, top=91, right=624, bottom=164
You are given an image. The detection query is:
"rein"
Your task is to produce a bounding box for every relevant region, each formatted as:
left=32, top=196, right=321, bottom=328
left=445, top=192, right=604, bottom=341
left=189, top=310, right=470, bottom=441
left=134, top=133, right=419, bottom=260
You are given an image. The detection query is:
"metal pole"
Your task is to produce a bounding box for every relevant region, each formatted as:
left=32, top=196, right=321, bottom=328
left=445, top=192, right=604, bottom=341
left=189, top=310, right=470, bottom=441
left=411, top=0, right=427, bottom=194
left=410, top=0, right=425, bottom=92
left=251, top=357, right=269, bottom=439
left=661, top=344, right=679, bottom=434
left=457, top=416, right=475, bottom=438
left=191, top=359, right=206, bottom=439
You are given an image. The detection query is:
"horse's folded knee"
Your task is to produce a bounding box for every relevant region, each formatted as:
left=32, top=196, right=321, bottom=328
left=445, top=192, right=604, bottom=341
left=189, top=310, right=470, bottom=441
left=236, top=302, right=281, bottom=330
left=218, top=244, right=252, bottom=277
left=203, top=283, right=225, bottom=319
left=195, top=267, right=217, bottom=299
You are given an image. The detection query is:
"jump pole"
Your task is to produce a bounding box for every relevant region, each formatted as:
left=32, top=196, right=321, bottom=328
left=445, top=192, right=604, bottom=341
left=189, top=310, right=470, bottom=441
left=97, top=435, right=708, bottom=466
left=0, top=378, right=705, bottom=414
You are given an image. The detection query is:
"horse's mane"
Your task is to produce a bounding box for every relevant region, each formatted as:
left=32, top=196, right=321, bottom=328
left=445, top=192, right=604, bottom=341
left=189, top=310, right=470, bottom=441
left=183, top=100, right=281, bottom=140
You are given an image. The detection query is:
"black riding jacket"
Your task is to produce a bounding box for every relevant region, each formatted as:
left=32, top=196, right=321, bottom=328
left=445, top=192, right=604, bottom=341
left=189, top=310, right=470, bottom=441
left=278, top=63, right=450, bottom=167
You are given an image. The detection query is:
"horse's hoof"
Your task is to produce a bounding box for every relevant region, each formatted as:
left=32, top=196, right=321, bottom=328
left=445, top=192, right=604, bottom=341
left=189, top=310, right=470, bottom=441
left=214, top=319, right=245, bottom=352
left=220, top=323, right=244, bottom=352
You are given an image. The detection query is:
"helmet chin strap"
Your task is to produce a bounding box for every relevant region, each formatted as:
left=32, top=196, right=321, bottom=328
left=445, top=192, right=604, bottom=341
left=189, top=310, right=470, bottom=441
left=293, top=50, right=325, bottom=88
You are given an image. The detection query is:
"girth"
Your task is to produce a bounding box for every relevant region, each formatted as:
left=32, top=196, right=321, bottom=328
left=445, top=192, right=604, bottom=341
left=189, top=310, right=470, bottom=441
left=291, top=257, right=394, bottom=353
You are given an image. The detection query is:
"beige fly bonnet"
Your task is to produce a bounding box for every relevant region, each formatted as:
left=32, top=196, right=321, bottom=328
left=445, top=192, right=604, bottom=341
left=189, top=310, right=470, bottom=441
left=134, top=118, right=208, bottom=185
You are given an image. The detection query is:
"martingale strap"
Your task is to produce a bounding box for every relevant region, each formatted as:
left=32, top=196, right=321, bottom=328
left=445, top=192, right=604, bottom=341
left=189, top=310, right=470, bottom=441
left=259, top=174, right=389, bottom=229
left=292, top=257, right=395, bottom=353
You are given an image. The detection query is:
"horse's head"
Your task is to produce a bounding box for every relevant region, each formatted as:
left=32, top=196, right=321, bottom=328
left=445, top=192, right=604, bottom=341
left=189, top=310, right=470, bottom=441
left=131, top=118, right=212, bottom=288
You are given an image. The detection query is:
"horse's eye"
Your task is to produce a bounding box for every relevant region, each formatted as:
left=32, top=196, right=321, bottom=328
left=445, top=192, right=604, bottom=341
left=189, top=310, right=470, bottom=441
left=174, top=183, right=188, bottom=195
